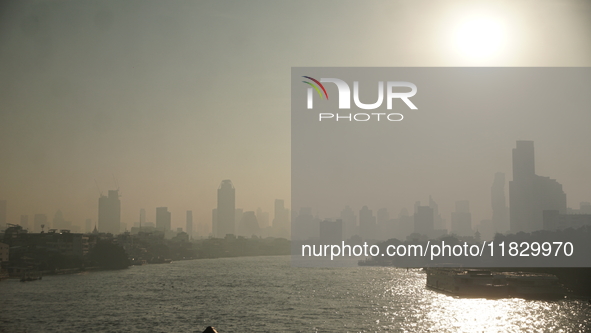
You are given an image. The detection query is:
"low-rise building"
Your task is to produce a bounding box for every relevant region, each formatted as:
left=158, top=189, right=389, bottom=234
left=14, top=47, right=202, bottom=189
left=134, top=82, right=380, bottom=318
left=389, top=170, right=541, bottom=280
left=0, top=242, right=9, bottom=262
left=543, top=210, right=591, bottom=231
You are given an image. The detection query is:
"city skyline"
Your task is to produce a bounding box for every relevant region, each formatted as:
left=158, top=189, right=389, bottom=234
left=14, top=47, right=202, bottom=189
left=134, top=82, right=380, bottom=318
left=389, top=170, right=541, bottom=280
left=3, top=137, right=591, bottom=239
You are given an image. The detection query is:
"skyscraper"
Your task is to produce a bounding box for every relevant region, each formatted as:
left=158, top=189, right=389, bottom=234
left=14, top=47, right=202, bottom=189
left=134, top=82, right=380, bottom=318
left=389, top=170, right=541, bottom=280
left=216, top=180, right=235, bottom=237
left=451, top=200, right=472, bottom=236
left=98, top=190, right=121, bottom=234
left=429, top=196, right=445, bottom=231
left=491, top=172, right=509, bottom=233
left=273, top=199, right=289, bottom=235
left=414, top=206, right=434, bottom=236
left=156, top=207, right=171, bottom=231
left=235, top=208, right=244, bottom=230
left=340, top=205, right=357, bottom=240
left=376, top=208, right=389, bottom=226
left=238, top=211, right=260, bottom=236
left=509, top=141, right=567, bottom=232
left=319, top=219, right=343, bottom=245
left=256, top=207, right=269, bottom=229
left=359, top=206, right=376, bottom=240
left=186, top=210, right=193, bottom=239
left=53, top=209, right=71, bottom=231
left=140, top=208, right=146, bottom=227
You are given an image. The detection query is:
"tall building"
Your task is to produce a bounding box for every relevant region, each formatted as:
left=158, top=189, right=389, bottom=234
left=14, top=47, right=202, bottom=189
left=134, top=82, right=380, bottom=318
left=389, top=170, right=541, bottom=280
left=140, top=208, right=146, bottom=227
left=256, top=207, right=269, bottom=229
left=451, top=200, right=472, bottom=236
left=376, top=208, right=389, bottom=226
left=491, top=172, right=509, bottom=233
left=85, top=219, right=92, bottom=233
left=429, top=196, right=445, bottom=231
left=186, top=210, right=193, bottom=239
left=52, top=210, right=71, bottom=231
left=509, top=141, right=567, bottom=232
left=235, top=208, right=244, bottom=230
left=340, top=205, right=357, bottom=240
left=359, top=206, right=376, bottom=240
left=156, top=207, right=171, bottom=231
left=319, top=219, right=343, bottom=245
left=34, top=214, right=47, bottom=233
left=272, top=199, right=290, bottom=238
left=217, top=180, right=235, bottom=237
left=98, top=190, right=121, bottom=234
left=292, top=207, right=315, bottom=241
left=0, top=200, right=6, bottom=228
left=581, top=202, right=591, bottom=214
left=398, top=208, right=414, bottom=240
left=414, top=206, right=434, bottom=236
left=273, top=199, right=289, bottom=229
left=238, top=211, right=260, bottom=236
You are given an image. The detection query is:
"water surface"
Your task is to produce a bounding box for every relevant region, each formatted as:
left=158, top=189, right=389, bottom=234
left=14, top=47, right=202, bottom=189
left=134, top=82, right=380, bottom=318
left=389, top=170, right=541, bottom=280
left=1, top=256, right=589, bottom=332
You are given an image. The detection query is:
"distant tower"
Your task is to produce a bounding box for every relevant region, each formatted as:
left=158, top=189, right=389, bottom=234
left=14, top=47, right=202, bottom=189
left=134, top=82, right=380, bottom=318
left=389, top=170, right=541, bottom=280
left=340, top=205, right=357, bottom=240
left=319, top=219, right=343, bottom=245
left=491, top=172, right=509, bottom=233
left=414, top=206, right=434, bottom=236
left=20, top=215, right=29, bottom=230
left=140, top=208, right=146, bottom=228
left=156, top=207, right=171, bottom=231
left=53, top=210, right=65, bottom=230
left=509, top=141, right=567, bottom=232
left=238, top=211, right=260, bottom=236
left=376, top=208, right=389, bottom=226
left=274, top=200, right=290, bottom=239
left=235, top=208, right=244, bottom=230
left=256, top=207, right=269, bottom=229
left=429, top=196, right=445, bottom=231
left=98, top=190, right=121, bottom=234
left=340, top=206, right=359, bottom=239
left=273, top=199, right=289, bottom=236
left=359, top=206, right=376, bottom=240
left=186, top=210, right=193, bottom=239
left=451, top=201, right=472, bottom=236
left=217, top=180, right=235, bottom=237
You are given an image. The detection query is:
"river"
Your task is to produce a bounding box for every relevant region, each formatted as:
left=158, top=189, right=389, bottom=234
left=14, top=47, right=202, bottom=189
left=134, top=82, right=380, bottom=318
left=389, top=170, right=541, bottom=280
left=1, top=256, right=589, bottom=332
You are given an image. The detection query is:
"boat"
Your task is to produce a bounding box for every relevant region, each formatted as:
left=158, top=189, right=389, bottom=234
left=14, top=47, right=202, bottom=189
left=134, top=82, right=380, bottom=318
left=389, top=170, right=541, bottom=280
left=425, top=268, right=567, bottom=299
left=19, top=271, right=42, bottom=282
left=358, top=258, right=380, bottom=266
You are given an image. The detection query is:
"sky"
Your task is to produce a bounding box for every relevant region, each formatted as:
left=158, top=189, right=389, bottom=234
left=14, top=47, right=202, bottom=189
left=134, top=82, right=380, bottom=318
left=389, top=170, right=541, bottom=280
left=0, top=0, right=590, bottom=233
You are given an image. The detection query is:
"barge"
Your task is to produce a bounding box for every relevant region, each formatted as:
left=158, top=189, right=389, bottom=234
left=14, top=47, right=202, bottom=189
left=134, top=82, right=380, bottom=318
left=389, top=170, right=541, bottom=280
left=426, top=268, right=568, bottom=299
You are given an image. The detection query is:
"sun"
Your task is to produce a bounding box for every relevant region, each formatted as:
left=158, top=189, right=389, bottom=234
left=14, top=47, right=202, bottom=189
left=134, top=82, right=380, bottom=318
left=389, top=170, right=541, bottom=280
left=453, top=18, right=506, bottom=60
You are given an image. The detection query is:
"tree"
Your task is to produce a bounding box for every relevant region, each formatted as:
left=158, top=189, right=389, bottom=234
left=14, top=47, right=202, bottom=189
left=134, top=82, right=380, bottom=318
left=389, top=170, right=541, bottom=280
left=88, top=240, right=130, bottom=269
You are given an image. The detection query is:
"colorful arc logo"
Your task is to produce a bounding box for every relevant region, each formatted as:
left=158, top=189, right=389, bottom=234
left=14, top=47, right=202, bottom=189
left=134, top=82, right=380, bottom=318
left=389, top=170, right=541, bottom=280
left=302, top=76, right=328, bottom=100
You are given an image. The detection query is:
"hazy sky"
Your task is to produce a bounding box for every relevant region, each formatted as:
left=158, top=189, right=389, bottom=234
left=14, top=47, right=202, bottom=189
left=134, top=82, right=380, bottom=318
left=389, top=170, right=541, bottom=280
left=1, top=0, right=590, bottom=232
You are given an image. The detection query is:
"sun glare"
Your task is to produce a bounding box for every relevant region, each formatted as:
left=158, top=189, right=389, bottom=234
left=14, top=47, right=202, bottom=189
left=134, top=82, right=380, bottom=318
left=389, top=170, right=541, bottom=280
left=453, top=18, right=506, bottom=60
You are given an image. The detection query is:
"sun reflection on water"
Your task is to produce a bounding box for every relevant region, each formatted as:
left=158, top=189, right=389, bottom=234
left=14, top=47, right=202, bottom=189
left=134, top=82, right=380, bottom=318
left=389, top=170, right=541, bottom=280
left=374, top=268, right=589, bottom=332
